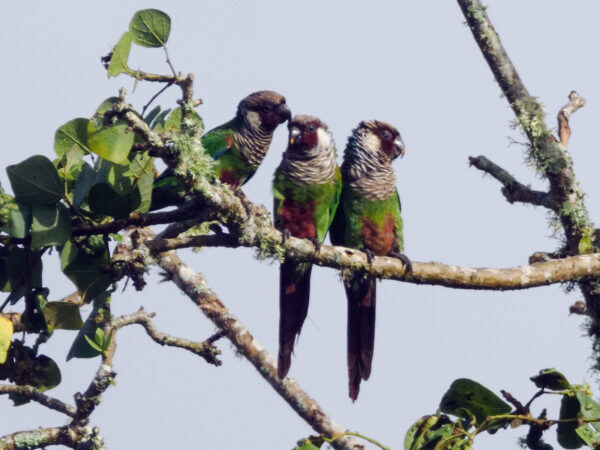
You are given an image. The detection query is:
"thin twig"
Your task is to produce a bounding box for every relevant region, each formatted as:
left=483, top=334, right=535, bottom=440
left=0, top=384, right=77, bottom=417
left=469, top=156, right=553, bottom=208
left=111, top=308, right=222, bottom=365
left=141, top=80, right=175, bottom=117
left=558, top=90, right=586, bottom=148
left=132, top=228, right=362, bottom=450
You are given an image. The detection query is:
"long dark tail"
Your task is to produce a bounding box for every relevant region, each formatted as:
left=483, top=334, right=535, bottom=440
left=277, top=260, right=312, bottom=378
left=346, top=275, right=376, bottom=401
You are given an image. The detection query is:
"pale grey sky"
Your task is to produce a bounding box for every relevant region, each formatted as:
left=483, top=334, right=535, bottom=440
left=2, top=1, right=600, bottom=449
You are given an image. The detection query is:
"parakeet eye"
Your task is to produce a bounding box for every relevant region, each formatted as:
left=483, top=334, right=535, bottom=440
left=307, top=124, right=315, bottom=132
left=381, top=130, right=392, bottom=140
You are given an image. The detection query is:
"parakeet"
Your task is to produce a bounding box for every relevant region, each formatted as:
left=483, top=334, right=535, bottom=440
left=273, top=115, right=341, bottom=379
left=151, top=90, right=291, bottom=210
left=329, top=120, right=410, bottom=401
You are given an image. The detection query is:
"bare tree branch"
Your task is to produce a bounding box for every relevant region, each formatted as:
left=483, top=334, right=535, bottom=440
left=128, top=229, right=362, bottom=450
left=558, top=91, right=586, bottom=148
left=0, top=384, right=77, bottom=417
left=111, top=308, right=222, bottom=365
left=468, top=156, right=553, bottom=208
left=146, top=231, right=600, bottom=291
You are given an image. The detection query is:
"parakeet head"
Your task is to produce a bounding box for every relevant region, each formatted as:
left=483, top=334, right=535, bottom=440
left=353, top=120, right=405, bottom=162
left=238, top=90, right=291, bottom=133
left=286, top=115, right=333, bottom=157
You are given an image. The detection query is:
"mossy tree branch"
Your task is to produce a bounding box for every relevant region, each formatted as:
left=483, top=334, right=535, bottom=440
left=457, top=0, right=600, bottom=363
left=0, top=426, right=94, bottom=450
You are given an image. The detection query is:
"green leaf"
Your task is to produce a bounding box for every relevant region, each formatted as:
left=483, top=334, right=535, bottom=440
left=9, top=345, right=61, bottom=393
left=530, top=368, right=571, bottom=391
left=67, top=293, right=110, bottom=360
left=7, top=155, right=63, bottom=205
left=143, top=106, right=161, bottom=125
left=31, top=203, right=71, bottom=249
left=42, top=302, right=84, bottom=331
left=108, top=31, right=132, bottom=77
left=88, top=183, right=135, bottom=218
left=7, top=203, right=32, bottom=239
left=558, top=394, right=584, bottom=449
left=164, top=107, right=204, bottom=133
left=151, top=108, right=171, bottom=132
left=108, top=152, right=154, bottom=213
left=87, top=121, right=134, bottom=164
left=3, top=248, right=43, bottom=304
left=129, top=9, right=171, bottom=48
left=439, top=379, right=511, bottom=427
left=135, top=167, right=154, bottom=213
left=84, top=334, right=104, bottom=352
left=576, top=424, right=600, bottom=448
left=294, top=436, right=323, bottom=450
left=0, top=316, right=13, bottom=364
left=27, top=354, right=61, bottom=391
left=63, top=146, right=85, bottom=177
left=405, top=415, right=442, bottom=450
left=94, top=327, right=104, bottom=344
left=73, top=163, right=96, bottom=208
left=60, top=240, right=111, bottom=302
left=54, top=118, right=90, bottom=157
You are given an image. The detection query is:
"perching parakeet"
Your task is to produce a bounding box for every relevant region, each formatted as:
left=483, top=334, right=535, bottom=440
left=329, top=120, right=410, bottom=401
left=151, top=90, right=291, bottom=210
left=273, top=115, right=341, bottom=378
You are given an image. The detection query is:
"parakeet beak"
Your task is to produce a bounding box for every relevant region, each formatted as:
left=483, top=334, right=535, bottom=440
left=394, top=138, right=406, bottom=158
left=289, top=127, right=301, bottom=146
left=278, top=104, right=292, bottom=124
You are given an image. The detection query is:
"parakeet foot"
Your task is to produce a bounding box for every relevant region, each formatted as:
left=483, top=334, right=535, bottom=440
left=390, top=251, right=412, bottom=273
left=310, top=238, right=322, bottom=254
left=209, top=223, right=224, bottom=235
left=281, top=229, right=291, bottom=245
left=363, top=248, right=376, bottom=265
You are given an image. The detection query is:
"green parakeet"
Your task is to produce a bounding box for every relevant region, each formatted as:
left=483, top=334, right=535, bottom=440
left=273, top=115, right=341, bottom=378
left=330, top=120, right=410, bottom=401
left=151, top=90, right=291, bottom=210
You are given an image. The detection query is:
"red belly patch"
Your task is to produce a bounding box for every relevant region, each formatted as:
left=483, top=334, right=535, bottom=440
left=219, top=169, right=241, bottom=190
left=280, top=199, right=316, bottom=239
left=361, top=215, right=395, bottom=256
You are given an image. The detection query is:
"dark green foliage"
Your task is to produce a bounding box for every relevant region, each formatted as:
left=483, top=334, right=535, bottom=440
left=439, top=378, right=511, bottom=429
left=531, top=368, right=571, bottom=391
left=408, top=372, right=600, bottom=449
left=7, top=155, right=63, bottom=205
left=0, top=341, right=61, bottom=404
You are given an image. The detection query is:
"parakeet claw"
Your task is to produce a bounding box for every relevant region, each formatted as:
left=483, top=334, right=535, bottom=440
left=209, top=223, right=224, bottom=235
left=281, top=229, right=291, bottom=245
left=364, top=248, right=376, bottom=265
left=390, top=251, right=412, bottom=273
left=310, top=238, right=322, bottom=253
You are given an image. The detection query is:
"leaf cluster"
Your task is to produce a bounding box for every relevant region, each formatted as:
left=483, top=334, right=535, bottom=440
left=405, top=369, right=600, bottom=449
left=0, top=9, right=210, bottom=401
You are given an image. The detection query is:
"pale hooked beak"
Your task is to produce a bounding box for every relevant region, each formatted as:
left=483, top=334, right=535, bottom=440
left=289, top=127, right=301, bottom=146
left=394, top=137, right=406, bottom=158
